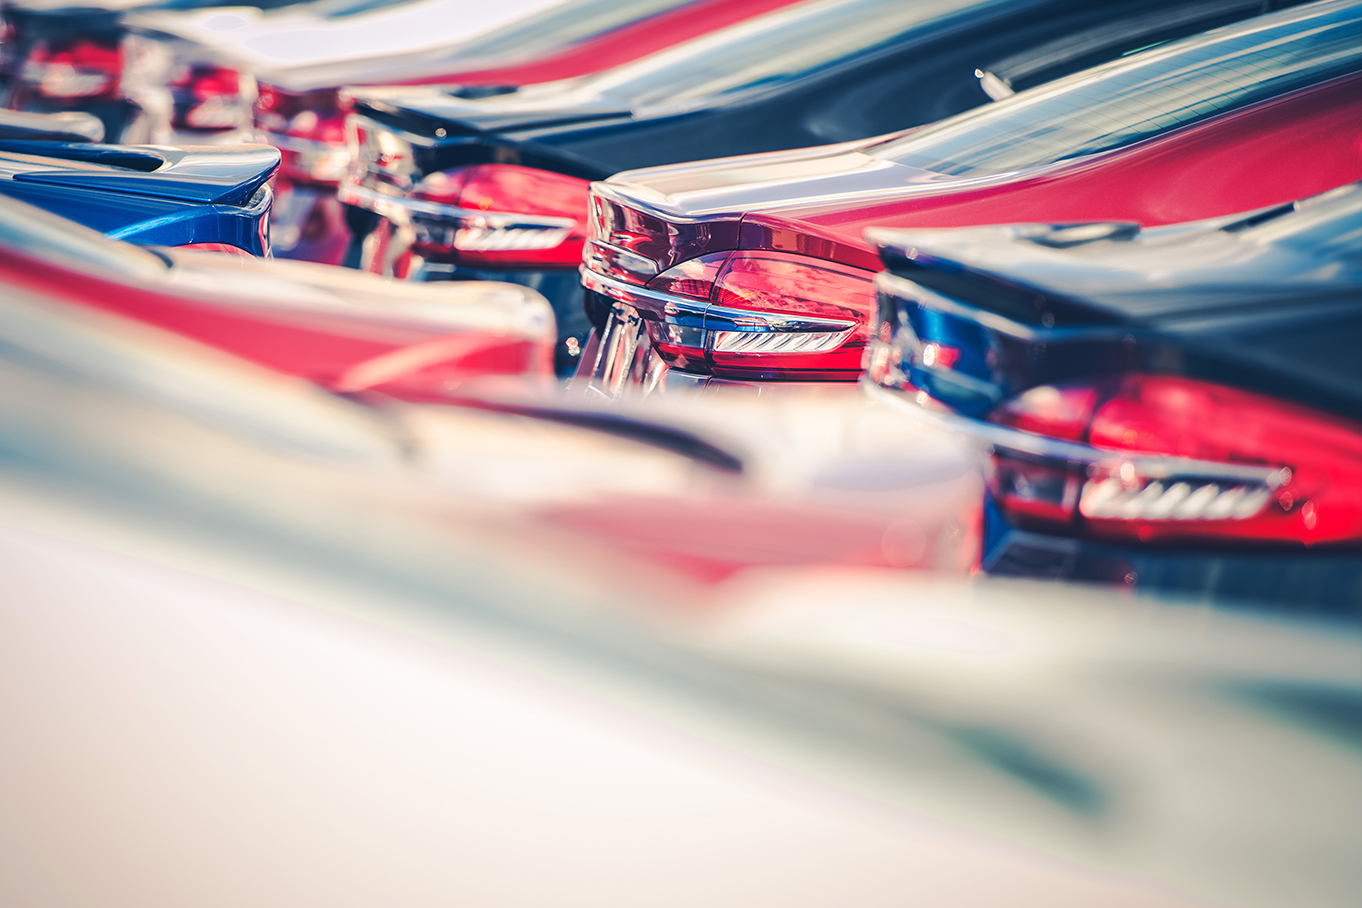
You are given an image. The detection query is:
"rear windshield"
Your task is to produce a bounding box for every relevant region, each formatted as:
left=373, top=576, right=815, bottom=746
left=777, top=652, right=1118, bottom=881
left=869, top=0, right=1361, bottom=177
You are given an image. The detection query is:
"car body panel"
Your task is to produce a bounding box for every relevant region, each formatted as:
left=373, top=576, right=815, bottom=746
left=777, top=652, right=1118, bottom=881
left=0, top=194, right=556, bottom=389
left=0, top=140, right=278, bottom=252
left=862, top=185, right=1362, bottom=602
left=578, top=2, right=1362, bottom=394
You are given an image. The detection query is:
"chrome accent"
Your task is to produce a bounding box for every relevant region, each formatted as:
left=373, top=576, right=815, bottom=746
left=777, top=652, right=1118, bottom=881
left=1079, top=478, right=1273, bottom=522
left=863, top=380, right=1284, bottom=489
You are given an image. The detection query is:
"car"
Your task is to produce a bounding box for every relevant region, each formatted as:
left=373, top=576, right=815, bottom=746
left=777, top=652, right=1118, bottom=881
left=863, top=182, right=1362, bottom=608
left=0, top=138, right=278, bottom=253
left=198, top=0, right=809, bottom=266
left=0, top=0, right=265, bottom=144
left=341, top=0, right=1297, bottom=370
left=1, top=250, right=1359, bottom=907
left=0, top=192, right=557, bottom=393
left=576, top=0, right=1361, bottom=397
left=1, top=0, right=520, bottom=145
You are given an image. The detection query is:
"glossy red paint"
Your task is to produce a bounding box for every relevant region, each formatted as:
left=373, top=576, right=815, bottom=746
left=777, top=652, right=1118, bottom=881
left=750, top=76, right=1362, bottom=256
left=412, top=163, right=591, bottom=268
left=0, top=244, right=554, bottom=396
left=986, top=375, right=1362, bottom=546
left=588, top=75, right=1362, bottom=383
left=538, top=496, right=960, bottom=584
left=388, top=0, right=803, bottom=88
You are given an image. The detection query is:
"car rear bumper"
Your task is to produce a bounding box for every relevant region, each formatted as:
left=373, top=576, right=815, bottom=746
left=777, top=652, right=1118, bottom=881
left=982, top=492, right=1362, bottom=613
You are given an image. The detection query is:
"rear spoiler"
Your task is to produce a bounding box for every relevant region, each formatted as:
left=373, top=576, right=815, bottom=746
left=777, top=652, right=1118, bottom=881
left=0, top=142, right=280, bottom=206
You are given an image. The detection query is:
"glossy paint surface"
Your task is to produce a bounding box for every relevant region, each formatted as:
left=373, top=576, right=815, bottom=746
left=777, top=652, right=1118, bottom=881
left=352, top=0, right=1277, bottom=179
left=0, top=140, right=280, bottom=253
left=865, top=184, right=1362, bottom=582
left=0, top=195, right=556, bottom=394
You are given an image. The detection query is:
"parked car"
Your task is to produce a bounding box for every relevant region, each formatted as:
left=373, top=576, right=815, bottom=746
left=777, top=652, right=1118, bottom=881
left=342, top=0, right=1298, bottom=370
left=863, top=182, right=1362, bottom=608
left=0, top=192, right=557, bottom=392
left=184, top=0, right=809, bottom=266
left=1, top=247, right=1359, bottom=908
left=0, top=139, right=277, bottom=252
left=0, top=0, right=565, bottom=152
left=576, top=0, right=1361, bottom=397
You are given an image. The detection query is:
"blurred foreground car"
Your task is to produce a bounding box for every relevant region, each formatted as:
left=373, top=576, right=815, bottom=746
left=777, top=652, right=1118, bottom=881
left=578, top=0, right=1361, bottom=397
left=0, top=193, right=557, bottom=392
left=342, top=0, right=1291, bottom=364
left=0, top=104, right=102, bottom=140
left=0, top=139, right=276, bottom=252
left=865, top=184, right=1362, bottom=608
left=0, top=229, right=1358, bottom=907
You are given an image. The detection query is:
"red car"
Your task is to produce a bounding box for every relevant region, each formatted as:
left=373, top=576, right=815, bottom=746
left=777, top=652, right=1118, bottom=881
left=252, top=0, right=803, bottom=264
left=0, top=193, right=557, bottom=398
left=577, top=0, right=1362, bottom=396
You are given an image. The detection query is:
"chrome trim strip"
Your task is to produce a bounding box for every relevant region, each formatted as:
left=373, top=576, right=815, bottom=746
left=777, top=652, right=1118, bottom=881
left=338, top=182, right=575, bottom=230
left=862, top=380, right=1283, bottom=485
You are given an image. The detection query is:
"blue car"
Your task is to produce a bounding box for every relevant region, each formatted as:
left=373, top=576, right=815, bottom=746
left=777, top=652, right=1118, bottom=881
left=0, top=139, right=278, bottom=254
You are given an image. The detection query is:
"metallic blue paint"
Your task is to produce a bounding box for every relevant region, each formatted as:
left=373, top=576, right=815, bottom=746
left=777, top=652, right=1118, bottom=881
left=0, top=141, right=279, bottom=255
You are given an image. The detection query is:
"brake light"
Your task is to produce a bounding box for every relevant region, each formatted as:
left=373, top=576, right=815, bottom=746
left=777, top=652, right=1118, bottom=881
left=407, top=164, right=590, bottom=267
left=986, top=375, right=1362, bottom=546
left=170, top=64, right=253, bottom=131
left=258, top=88, right=350, bottom=187
left=587, top=190, right=740, bottom=283
left=22, top=38, right=121, bottom=99
left=637, top=251, right=873, bottom=380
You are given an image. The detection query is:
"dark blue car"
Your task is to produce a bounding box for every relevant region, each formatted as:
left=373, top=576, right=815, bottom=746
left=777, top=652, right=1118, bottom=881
left=0, top=139, right=278, bottom=254
left=866, top=184, right=1362, bottom=610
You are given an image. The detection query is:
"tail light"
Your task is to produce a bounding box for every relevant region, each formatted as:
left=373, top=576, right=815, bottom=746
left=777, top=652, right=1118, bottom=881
left=584, top=188, right=871, bottom=380
left=985, top=375, right=1362, bottom=546
left=258, top=87, right=350, bottom=187
left=405, top=164, right=590, bottom=267
left=615, top=251, right=873, bottom=381
left=170, top=64, right=253, bottom=131
left=22, top=38, right=121, bottom=99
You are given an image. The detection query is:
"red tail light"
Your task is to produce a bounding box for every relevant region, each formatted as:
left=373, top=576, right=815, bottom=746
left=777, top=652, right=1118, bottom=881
left=587, top=190, right=740, bottom=284
left=986, top=375, right=1362, bottom=546
left=170, top=64, right=252, bottom=131
left=22, top=38, right=121, bottom=99
left=258, top=88, right=350, bottom=187
left=633, top=251, right=873, bottom=380
left=407, top=164, right=590, bottom=268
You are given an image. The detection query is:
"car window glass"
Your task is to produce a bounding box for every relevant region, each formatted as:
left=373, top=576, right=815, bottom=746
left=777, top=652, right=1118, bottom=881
left=868, top=1, right=1361, bottom=177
